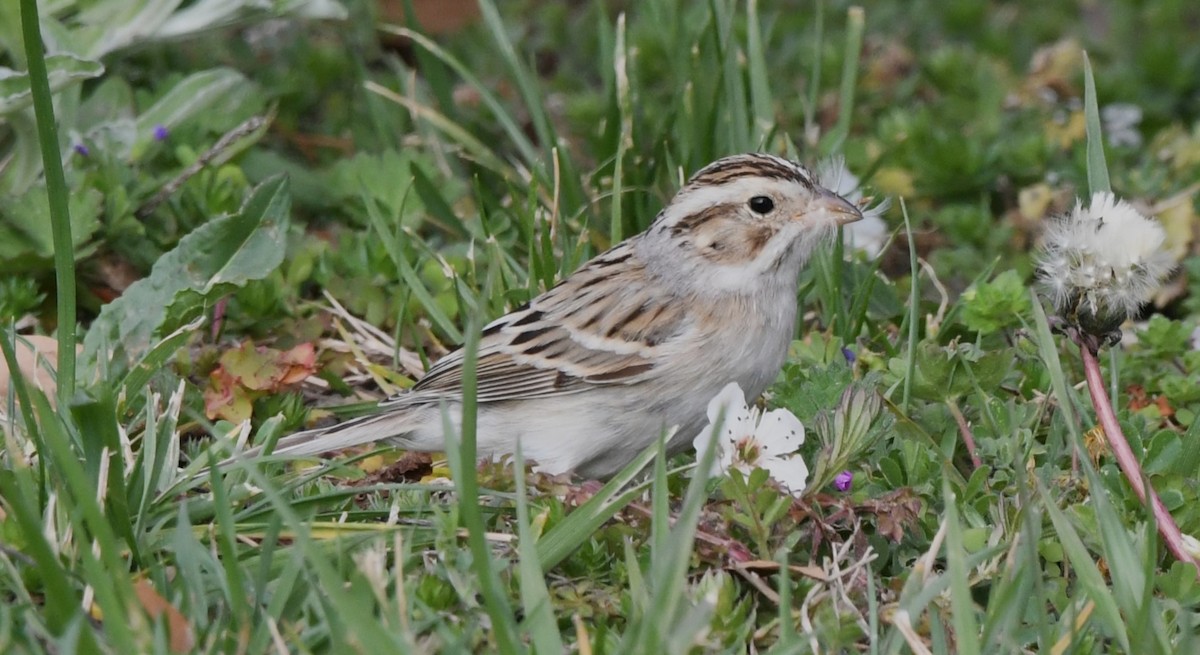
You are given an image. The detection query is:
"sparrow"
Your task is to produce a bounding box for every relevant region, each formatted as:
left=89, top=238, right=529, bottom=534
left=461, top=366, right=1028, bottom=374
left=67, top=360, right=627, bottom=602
left=237, top=153, right=862, bottom=478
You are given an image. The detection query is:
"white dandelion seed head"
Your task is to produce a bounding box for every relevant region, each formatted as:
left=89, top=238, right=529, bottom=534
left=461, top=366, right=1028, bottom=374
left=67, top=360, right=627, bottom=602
left=817, top=157, right=891, bottom=259
left=817, top=156, right=862, bottom=200
left=1036, top=192, right=1173, bottom=335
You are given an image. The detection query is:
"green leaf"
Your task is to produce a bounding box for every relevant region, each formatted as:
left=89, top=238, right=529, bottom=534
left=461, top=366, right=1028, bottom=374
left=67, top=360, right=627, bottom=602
left=960, top=270, right=1032, bottom=333
left=886, top=341, right=1010, bottom=401
left=80, top=175, right=290, bottom=387
left=156, top=0, right=348, bottom=39
left=0, top=185, right=103, bottom=272
left=1082, top=52, right=1111, bottom=195
left=0, top=54, right=104, bottom=115
left=131, top=68, right=254, bottom=160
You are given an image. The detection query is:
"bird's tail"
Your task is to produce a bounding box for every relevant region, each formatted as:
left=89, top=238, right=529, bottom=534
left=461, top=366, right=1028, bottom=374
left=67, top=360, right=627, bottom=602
left=220, top=409, right=417, bottom=466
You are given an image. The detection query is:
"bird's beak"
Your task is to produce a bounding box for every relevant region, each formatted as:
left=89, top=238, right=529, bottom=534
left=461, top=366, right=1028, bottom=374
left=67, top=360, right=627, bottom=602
left=810, top=189, right=863, bottom=226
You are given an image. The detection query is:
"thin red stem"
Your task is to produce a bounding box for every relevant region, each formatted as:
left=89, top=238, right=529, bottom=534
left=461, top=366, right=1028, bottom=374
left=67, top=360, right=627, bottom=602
left=947, top=399, right=981, bottom=470
left=1080, top=343, right=1198, bottom=570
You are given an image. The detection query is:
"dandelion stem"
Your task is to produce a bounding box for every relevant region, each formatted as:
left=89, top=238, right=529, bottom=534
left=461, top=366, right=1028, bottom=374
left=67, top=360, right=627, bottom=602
left=1079, top=342, right=1198, bottom=570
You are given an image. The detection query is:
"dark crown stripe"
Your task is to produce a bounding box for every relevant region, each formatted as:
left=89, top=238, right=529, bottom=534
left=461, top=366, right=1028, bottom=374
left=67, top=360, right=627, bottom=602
left=687, top=154, right=814, bottom=190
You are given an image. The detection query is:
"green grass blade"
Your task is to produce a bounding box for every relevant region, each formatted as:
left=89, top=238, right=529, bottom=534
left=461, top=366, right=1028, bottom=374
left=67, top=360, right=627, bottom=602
left=629, top=426, right=717, bottom=651
left=2, top=328, right=44, bottom=466
left=0, top=469, right=80, bottom=638
left=943, top=477, right=981, bottom=655
left=513, top=446, right=565, bottom=654
left=18, top=0, right=75, bottom=402
left=379, top=28, right=539, bottom=166
left=610, top=12, right=631, bottom=242
left=535, top=442, right=658, bottom=570
left=226, top=464, right=408, bottom=650
left=901, top=198, right=918, bottom=411
left=1028, top=291, right=1082, bottom=444
left=712, top=0, right=749, bottom=150
left=477, top=0, right=555, bottom=155
left=361, top=191, right=463, bottom=342
left=803, top=0, right=825, bottom=145
left=1037, top=479, right=1130, bottom=650
left=650, top=434, right=670, bottom=573
left=1076, top=454, right=1170, bottom=651
left=1082, top=51, right=1111, bottom=195
left=746, top=0, right=774, bottom=146
left=441, top=314, right=522, bottom=653
left=366, top=80, right=515, bottom=181
left=825, top=6, right=865, bottom=154
left=208, top=456, right=251, bottom=622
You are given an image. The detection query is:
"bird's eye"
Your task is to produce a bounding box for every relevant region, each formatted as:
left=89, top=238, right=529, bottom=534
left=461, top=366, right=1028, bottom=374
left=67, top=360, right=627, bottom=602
left=748, top=195, right=775, bottom=214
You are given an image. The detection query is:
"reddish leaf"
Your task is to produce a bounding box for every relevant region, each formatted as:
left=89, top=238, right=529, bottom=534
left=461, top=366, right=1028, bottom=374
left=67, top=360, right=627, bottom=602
left=203, top=367, right=253, bottom=423
left=133, top=579, right=195, bottom=653
left=202, top=341, right=317, bottom=422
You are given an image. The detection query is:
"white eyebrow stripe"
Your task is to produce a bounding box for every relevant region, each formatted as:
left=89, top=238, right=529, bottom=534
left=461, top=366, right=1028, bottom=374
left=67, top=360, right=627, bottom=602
left=657, top=177, right=804, bottom=228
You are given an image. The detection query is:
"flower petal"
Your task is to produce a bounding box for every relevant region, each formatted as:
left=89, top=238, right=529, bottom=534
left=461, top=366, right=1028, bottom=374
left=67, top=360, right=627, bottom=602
left=762, top=454, right=809, bottom=496
left=706, top=382, right=747, bottom=424
left=705, top=382, right=756, bottom=451
left=694, top=382, right=753, bottom=478
left=691, top=422, right=726, bottom=479
left=755, top=408, right=805, bottom=457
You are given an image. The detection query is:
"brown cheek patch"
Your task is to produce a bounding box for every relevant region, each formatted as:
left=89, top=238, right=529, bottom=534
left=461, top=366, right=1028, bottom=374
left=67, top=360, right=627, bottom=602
left=746, top=224, right=776, bottom=253
left=696, top=218, right=778, bottom=265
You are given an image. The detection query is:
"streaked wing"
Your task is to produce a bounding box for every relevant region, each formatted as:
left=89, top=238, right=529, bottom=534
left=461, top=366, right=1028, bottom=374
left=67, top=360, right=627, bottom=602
left=396, top=244, right=689, bottom=404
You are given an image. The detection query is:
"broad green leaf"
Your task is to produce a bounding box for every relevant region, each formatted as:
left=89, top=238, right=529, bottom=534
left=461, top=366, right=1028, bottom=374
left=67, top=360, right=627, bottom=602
left=71, top=0, right=182, bottom=59
left=0, top=185, right=103, bottom=272
left=80, top=176, right=290, bottom=387
left=0, top=55, right=104, bottom=115
left=131, top=68, right=254, bottom=160
left=157, top=0, right=347, bottom=39
left=960, top=270, right=1032, bottom=333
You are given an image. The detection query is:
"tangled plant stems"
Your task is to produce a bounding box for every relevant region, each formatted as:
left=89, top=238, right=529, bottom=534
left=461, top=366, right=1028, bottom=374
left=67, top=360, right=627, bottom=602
left=1038, top=193, right=1198, bottom=570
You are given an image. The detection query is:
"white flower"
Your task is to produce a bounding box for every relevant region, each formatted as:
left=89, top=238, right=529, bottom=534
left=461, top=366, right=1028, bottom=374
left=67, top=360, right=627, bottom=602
left=1036, top=192, right=1173, bottom=335
left=692, top=382, right=808, bottom=495
left=817, top=157, right=890, bottom=258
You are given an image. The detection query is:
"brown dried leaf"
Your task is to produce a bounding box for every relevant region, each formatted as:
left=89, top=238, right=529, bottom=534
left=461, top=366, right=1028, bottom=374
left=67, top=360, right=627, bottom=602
left=133, top=579, right=195, bottom=653
left=861, top=489, right=922, bottom=543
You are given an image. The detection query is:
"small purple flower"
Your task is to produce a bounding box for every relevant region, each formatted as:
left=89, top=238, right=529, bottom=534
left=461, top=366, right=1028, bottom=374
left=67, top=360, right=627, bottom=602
left=834, top=470, right=853, bottom=492
left=73, top=143, right=89, bottom=157
left=152, top=124, right=169, bottom=141
left=841, top=347, right=856, bottom=364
